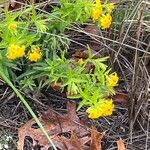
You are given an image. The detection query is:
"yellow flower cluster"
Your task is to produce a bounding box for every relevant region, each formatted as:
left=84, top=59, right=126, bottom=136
left=6, top=44, right=25, bottom=60
left=107, top=72, right=119, bottom=87
left=86, top=99, right=114, bottom=119
left=8, top=22, right=17, bottom=33
left=6, top=44, right=42, bottom=62
left=92, top=0, right=114, bottom=29
left=28, top=47, right=42, bottom=62
left=92, top=0, right=102, bottom=21
left=99, top=14, right=112, bottom=29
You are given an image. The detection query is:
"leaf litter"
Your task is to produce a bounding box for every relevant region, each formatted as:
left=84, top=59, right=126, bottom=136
left=18, top=102, right=106, bottom=150
left=117, top=138, right=126, bottom=150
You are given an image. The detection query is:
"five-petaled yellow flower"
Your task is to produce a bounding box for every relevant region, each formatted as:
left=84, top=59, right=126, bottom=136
left=99, top=13, right=112, bottom=29
left=107, top=72, right=119, bottom=87
left=6, top=44, right=25, bottom=60
left=86, top=99, right=114, bottom=119
left=8, top=22, right=17, bottom=33
left=28, top=47, right=42, bottom=62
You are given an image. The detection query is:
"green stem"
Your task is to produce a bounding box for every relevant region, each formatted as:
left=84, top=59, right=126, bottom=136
left=0, top=70, right=57, bottom=150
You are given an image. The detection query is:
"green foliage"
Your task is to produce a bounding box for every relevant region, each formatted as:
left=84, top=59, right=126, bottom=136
left=50, top=0, right=93, bottom=32
left=0, top=9, right=37, bottom=47
left=40, top=31, right=70, bottom=58
left=0, top=0, right=118, bottom=119
left=19, top=76, right=36, bottom=91
left=18, top=49, right=116, bottom=111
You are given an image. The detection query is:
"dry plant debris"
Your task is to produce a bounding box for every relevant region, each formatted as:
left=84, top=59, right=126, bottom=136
left=0, top=0, right=35, bottom=10
left=18, top=102, right=106, bottom=150
left=90, top=127, right=105, bottom=150
left=117, top=138, right=126, bottom=150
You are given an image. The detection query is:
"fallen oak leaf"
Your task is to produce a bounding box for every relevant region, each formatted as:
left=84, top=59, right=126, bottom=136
left=18, top=102, right=90, bottom=150
left=18, top=119, right=65, bottom=150
left=112, top=92, right=129, bottom=105
left=117, top=138, right=126, bottom=150
left=18, top=111, right=105, bottom=150
left=90, top=127, right=105, bottom=150
left=18, top=119, right=35, bottom=150
left=41, top=101, right=89, bottom=137
left=61, top=132, right=89, bottom=150
left=40, top=135, right=67, bottom=150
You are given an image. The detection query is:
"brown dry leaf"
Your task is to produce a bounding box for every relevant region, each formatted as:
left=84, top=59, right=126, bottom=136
left=18, top=118, right=62, bottom=150
left=18, top=102, right=106, bottom=150
left=90, top=127, right=105, bottom=150
left=117, top=138, right=126, bottom=150
left=18, top=102, right=90, bottom=150
left=72, top=50, right=89, bottom=59
left=61, top=132, right=90, bottom=150
left=112, top=93, right=129, bottom=105
left=84, top=24, right=99, bottom=40
left=8, top=0, right=35, bottom=10
left=40, top=102, right=89, bottom=137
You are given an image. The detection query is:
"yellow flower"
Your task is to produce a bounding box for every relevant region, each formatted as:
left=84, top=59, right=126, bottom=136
left=92, top=8, right=102, bottom=21
left=92, top=0, right=102, bottom=21
left=8, top=22, right=17, bottom=33
left=95, top=0, right=101, bottom=8
left=86, top=99, right=114, bottom=119
left=28, top=47, right=42, bottom=62
left=18, top=46, right=25, bottom=57
left=77, top=58, right=84, bottom=65
left=107, top=72, right=119, bottom=87
left=99, top=13, right=112, bottom=29
left=107, top=3, right=115, bottom=13
left=6, top=44, right=25, bottom=60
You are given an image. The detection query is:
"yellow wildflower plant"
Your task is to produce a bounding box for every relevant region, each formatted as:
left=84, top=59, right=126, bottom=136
left=28, top=47, right=42, bottom=62
left=107, top=72, right=119, bottom=87
left=107, top=3, right=115, bottom=13
left=86, top=99, right=114, bottom=119
left=99, top=13, right=112, bottom=29
left=8, top=22, right=17, bottom=33
left=91, top=0, right=114, bottom=29
left=6, top=44, right=25, bottom=60
left=95, top=0, right=101, bottom=8
left=67, top=82, right=78, bottom=96
left=92, top=0, right=102, bottom=21
left=92, top=8, right=102, bottom=21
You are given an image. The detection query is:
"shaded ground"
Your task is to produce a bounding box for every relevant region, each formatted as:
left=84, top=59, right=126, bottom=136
left=0, top=79, right=149, bottom=149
